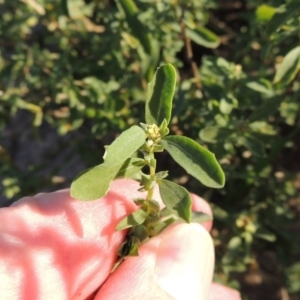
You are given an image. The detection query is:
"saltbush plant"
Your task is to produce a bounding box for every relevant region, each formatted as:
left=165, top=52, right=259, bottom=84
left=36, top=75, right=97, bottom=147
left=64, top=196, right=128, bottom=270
left=70, top=64, right=224, bottom=262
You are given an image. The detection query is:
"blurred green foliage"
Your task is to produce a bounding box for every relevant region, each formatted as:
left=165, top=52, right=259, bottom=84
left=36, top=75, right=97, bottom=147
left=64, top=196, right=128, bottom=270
left=1, top=0, right=300, bottom=298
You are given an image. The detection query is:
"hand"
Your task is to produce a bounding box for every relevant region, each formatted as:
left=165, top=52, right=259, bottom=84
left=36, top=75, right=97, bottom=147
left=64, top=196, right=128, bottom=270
left=0, top=179, right=240, bottom=300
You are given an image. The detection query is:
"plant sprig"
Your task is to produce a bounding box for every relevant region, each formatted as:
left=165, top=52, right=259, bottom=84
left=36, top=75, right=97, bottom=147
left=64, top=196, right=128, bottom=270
left=70, top=63, right=225, bottom=262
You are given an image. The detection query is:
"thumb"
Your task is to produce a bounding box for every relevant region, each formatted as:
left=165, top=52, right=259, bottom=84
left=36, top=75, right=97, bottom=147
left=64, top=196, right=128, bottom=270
left=95, top=222, right=214, bottom=300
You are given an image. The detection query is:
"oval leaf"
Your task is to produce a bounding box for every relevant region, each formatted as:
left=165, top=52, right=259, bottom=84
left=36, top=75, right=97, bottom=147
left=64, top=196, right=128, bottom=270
left=186, top=26, right=220, bottom=49
left=246, top=79, right=273, bottom=95
left=116, top=208, right=148, bottom=230
left=70, top=164, right=115, bottom=201
left=158, top=179, right=192, bottom=222
left=274, top=46, right=300, bottom=85
left=145, top=64, right=176, bottom=126
left=161, top=136, right=225, bottom=188
left=71, top=157, right=145, bottom=201
left=255, top=4, right=276, bottom=22
left=104, top=125, right=146, bottom=165
left=219, top=94, right=238, bottom=115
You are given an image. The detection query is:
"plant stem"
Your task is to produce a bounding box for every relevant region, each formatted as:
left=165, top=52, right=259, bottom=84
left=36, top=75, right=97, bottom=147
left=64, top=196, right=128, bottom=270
left=146, top=147, right=156, bottom=201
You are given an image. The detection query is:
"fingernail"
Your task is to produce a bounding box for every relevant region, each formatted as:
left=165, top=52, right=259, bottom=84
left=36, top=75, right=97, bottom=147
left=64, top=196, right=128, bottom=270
left=155, top=223, right=214, bottom=300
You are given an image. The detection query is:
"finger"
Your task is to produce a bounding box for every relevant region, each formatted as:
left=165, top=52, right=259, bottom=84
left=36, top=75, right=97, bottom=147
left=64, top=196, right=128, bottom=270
left=0, top=179, right=214, bottom=300
left=0, top=180, right=141, bottom=300
left=208, top=283, right=241, bottom=300
left=95, top=222, right=214, bottom=300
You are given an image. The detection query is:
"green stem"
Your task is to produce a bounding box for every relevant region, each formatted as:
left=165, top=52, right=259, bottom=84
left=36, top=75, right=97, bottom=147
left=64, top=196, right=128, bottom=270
left=146, top=147, right=156, bottom=201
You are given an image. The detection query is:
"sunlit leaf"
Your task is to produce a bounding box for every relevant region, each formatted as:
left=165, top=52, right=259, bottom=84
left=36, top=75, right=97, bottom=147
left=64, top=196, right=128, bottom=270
left=219, top=94, right=238, bottom=115
left=161, top=136, right=225, bottom=188
left=246, top=79, right=274, bottom=95
left=66, top=0, right=86, bottom=19
left=145, top=64, right=176, bottom=126
left=158, top=179, right=192, bottom=222
left=274, top=46, right=300, bottom=85
left=255, top=5, right=276, bottom=22
left=70, top=157, right=145, bottom=201
left=255, top=230, right=276, bottom=242
left=186, top=26, right=220, bottom=49
left=104, top=125, right=146, bottom=165
left=116, top=208, right=148, bottom=230
left=228, top=236, right=242, bottom=250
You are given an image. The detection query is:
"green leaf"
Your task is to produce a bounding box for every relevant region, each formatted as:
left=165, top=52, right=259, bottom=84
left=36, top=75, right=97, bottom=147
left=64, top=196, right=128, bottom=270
left=274, top=46, right=300, bottom=85
left=70, top=157, right=145, bottom=201
left=145, top=64, right=176, bottom=126
left=266, top=2, right=300, bottom=36
left=246, top=79, right=274, bottom=95
left=228, top=236, right=242, bottom=250
left=255, top=5, right=276, bottom=22
left=71, top=126, right=146, bottom=201
left=255, top=231, right=276, bottom=242
left=66, top=0, right=86, bottom=19
left=219, top=94, right=238, bottom=115
left=116, top=208, right=148, bottom=230
left=186, top=26, right=220, bottom=49
left=117, top=0, right=152, bottom=55
left=199, top=126, right=233, bottom=143
left=240, top=136, right=265, bottom=157
left=158, top=179, right=192, bottom=222
left=191, top=211, right=213, bottom=224
left=161, top=136, right=225, bottom=188
left=70, top=164, right=115, bottom=201
left=104, top=125, right=146, bottom=165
